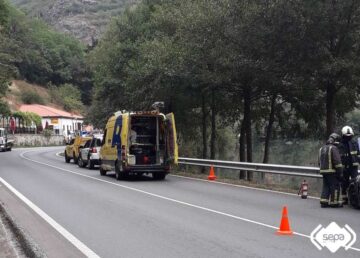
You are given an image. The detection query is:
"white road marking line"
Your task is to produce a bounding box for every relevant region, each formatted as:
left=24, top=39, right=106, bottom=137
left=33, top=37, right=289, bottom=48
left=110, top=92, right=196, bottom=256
left=20, top=150, right=360, bottom=253
left=12, top=147, right=62, bottom=151
left=55, top=152, right=63, bottom=157
left=0, top=177, right=100, bottom=258
left=170, top=174, right=321, bottom=200
left=54, top=150, right=320, bottom=200
left=54, top=149, right=320, bottom=200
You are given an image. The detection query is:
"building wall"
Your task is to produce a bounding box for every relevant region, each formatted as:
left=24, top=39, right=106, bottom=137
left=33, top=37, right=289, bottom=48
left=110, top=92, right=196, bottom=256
left=14, top=134, right=65, bottom=147
left=42, top=117, right=83, bottom=136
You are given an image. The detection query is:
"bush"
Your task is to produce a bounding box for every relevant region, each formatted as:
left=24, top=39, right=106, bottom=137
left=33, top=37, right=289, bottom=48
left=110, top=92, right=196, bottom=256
left=49, top=83, right=84, bottom=112
left=43, top=129, right=52, bottom=138
left=0, top=100, right=10, bottom=116
left=21, top=90, right=45, bottom=104
left=12, top=111, right=42, bottom=126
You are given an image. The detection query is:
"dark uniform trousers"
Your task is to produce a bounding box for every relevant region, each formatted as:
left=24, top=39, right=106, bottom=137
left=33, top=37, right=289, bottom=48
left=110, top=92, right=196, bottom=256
left=319, top=143, right=343, bottom=207
left=338, top=139, right=360, bottom=202
left=321, top=174, right=341, bottom=206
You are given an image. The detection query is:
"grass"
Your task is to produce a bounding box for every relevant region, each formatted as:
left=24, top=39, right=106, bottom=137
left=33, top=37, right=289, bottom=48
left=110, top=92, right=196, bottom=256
left=172, top=166, right=322, bottom=197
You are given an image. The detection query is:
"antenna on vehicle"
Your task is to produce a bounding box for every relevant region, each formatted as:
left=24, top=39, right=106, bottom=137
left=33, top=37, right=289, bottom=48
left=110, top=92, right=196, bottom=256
left=151, top=102, right=165, bottom=112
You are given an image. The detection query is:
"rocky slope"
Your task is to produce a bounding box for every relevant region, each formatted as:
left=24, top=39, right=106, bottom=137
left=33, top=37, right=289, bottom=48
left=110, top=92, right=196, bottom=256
left=10, top=0, right=138, bottom=45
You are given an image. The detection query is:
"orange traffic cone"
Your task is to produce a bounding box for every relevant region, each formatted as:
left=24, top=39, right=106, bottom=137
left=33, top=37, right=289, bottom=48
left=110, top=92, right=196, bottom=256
left=208, top=165, right=217, bottom=181
left=277, top=206, right=293, bottom=235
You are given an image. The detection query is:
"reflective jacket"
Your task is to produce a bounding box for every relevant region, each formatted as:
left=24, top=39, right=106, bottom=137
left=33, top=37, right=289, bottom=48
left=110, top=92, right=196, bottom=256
left=319, top=144, right=343, bottom=174
left=338, top=139, right=360, bottom=168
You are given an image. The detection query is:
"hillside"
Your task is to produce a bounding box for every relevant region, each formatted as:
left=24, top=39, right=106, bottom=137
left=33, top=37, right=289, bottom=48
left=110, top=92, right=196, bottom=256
left=10, top=0, right=138, bottom=45
left=7, top=80, right=60, bottom=111
left=6, top=80, right=83, bottom=115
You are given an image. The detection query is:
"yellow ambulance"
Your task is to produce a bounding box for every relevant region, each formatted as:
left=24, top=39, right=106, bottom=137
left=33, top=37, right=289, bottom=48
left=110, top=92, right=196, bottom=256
left=99, top=110, right=178, bottom=180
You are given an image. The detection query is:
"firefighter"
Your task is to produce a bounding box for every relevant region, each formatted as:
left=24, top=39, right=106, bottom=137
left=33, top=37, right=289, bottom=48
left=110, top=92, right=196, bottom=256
left=319, top=133, right=343, bottom=208
left=338, top=126, right=360, bottom=204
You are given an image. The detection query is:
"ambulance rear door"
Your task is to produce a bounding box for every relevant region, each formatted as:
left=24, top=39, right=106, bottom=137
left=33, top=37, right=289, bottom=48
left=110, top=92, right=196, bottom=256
left=165, top=113, right=178, bottom=165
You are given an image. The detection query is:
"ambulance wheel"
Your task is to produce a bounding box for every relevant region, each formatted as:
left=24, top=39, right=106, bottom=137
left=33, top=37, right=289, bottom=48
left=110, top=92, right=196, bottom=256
left=153, top=172, right=166, bottom=180
left=100, top=166, right=107, bottom=176
left=115, top=162, right=126, bottom=180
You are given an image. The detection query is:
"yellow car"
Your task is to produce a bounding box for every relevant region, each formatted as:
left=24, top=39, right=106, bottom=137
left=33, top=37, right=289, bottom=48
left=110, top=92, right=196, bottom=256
left=65, top=136, right=92, bottom=164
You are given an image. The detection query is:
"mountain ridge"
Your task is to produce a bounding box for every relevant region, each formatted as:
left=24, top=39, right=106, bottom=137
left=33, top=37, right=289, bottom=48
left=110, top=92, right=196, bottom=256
left=10, top=0, right=138, bottom=45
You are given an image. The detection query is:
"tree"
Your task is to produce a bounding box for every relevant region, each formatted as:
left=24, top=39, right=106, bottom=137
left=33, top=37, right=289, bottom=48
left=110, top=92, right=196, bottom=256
left=299, top=0, right=360, bottom=137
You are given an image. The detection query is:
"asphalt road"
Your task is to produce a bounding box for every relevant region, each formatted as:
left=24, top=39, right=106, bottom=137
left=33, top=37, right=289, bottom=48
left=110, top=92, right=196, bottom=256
left=0, top=147, right=359, bottom=258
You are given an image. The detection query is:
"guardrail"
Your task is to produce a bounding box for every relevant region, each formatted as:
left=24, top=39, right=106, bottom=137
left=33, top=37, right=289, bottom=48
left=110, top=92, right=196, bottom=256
left=178, top=157, right=322, bottom=178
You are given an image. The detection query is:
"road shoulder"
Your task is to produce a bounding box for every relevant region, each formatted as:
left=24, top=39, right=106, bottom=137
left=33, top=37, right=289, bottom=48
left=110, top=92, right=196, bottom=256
left=0, top=182, right=85, bottom=258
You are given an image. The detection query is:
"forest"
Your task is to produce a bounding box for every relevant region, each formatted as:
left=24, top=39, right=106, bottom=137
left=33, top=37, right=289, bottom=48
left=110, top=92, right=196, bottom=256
left=2, top=0, right=360, bottom=179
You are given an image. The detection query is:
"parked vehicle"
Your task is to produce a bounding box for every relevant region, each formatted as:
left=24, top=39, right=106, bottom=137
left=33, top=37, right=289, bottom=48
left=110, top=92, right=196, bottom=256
left=78, top=135, right=103, bottom=169
left=64, top=135, right=92, bottom=164
left=100, top=110, right=178, bottom=180
left=0, top=128, right=14, bottom=152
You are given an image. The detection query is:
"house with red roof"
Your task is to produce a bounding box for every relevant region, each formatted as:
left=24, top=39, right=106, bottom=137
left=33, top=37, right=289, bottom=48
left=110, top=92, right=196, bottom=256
left=19, top=104, right=84, bottom=137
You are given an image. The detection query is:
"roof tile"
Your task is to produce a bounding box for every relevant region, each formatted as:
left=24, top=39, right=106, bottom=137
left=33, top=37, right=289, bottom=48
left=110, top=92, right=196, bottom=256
left=19, top=104, right=83, bottom=119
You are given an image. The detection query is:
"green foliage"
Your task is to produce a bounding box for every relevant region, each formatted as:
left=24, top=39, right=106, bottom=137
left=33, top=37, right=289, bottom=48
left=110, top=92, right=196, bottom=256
left=88, top=0, right=360, bottom=162
left=0, top=100, right=10, bottom=116
left=14, top=18, right=86, bottom=85
left=21, top=90, right=45, bottom=104
left=11, top=0, right=137, bottom=44
left=12, top=111, right=41, bottom=126
left=49, top=84, right=84, bottom=112
left=1, top=0, right=90, bottom=108
left=25, top=111, right=41, bottom=126
left=0, top=0, right=9, bottom=26
left=0, top=1, right=18, bottom=94
left=43, top=128, right=52, bottom=138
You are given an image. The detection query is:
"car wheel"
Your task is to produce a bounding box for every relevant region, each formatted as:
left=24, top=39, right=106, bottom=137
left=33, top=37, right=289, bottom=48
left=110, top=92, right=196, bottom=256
left=78, top=156, right=86, bottom=168
left=115, top=161, right=126, bottom=180
left=88, top=160, right=94, bottom=169
left=65, top=152, right=70, bottom=163
left=73, top=152, right=78, bottom=164
left=153, top=172, right=166, bottom=180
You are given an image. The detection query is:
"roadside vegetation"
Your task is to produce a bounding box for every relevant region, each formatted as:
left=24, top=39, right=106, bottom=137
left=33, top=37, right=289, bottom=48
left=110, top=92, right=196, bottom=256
left=21, top=90, right=45, bottom=105
left=10, top=0, right=138, bottom=45
left=88, top=0, right=360, bottom=180
left=49, top=83, right=84, bottom=112
left=2, top=0, right=360, bottom=182
left=0, top=0, right=90, bottom=115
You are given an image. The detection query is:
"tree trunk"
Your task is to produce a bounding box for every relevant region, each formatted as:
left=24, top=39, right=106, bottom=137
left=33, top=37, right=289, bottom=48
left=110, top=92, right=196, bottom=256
left=263, top=94, right=277, bottom=164
left=210, top=89, right=216, bottom=160
left=239, top=120, right=246, bottom=179
left=244, top=88, right=253, bottom=181
left=201, top=94, right=208, bottom=173
left=326, top=84, right=335, bottom=138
